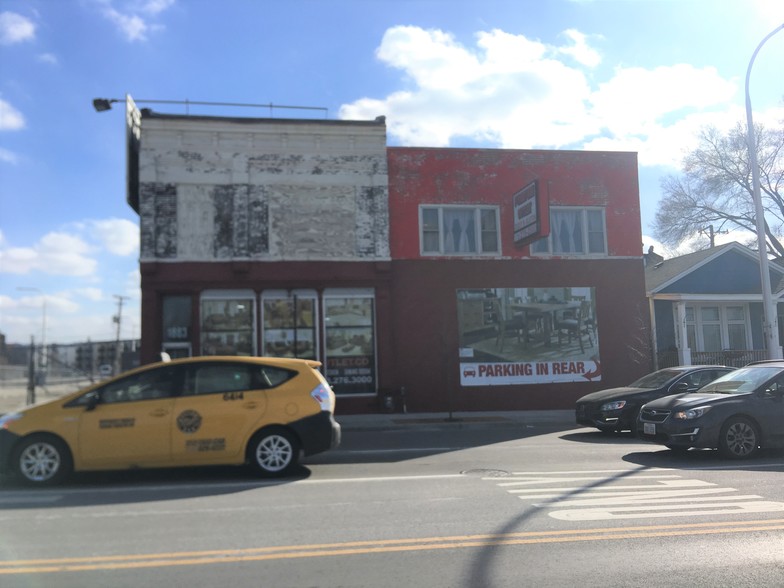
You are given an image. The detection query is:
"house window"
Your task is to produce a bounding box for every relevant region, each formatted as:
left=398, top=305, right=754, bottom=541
left=726, top=306, right=748, bottom=350
left=420, top=206, right=500, bottom=255
left=531, top=207, right=606, bottom=255
left=682, top=304, right=749, bottom=352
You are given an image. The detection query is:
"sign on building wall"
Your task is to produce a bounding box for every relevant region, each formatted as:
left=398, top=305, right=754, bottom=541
left=512, top=180, right=549, bottom=247
left=457, top=287, right=601, bottom=385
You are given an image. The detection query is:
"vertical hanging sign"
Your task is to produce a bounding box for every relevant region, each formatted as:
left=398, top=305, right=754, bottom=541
left=513, top=180, right=549, bottom=247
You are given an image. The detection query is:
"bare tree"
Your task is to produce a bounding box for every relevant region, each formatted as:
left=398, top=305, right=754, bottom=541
left=654, top=121, right=784, bottom=257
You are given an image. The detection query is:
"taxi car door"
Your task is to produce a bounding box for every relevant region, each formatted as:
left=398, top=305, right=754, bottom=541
left=77, top=366, right=179, bottom=468
left=170, top=362, right=268, bottom=465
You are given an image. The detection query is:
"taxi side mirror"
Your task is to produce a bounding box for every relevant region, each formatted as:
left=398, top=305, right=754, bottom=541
left=84, top=391, right=100, bottom=412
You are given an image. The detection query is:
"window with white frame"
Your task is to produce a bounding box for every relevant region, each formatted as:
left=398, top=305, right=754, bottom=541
left=531, top=207, right=607, bottom=255
left=682, top=304, right=749, bottom=352
left=420, top=205, right=500, bottom=255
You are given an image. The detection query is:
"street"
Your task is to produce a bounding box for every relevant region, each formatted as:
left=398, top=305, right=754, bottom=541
left=1, top=416, right=783, bottom=587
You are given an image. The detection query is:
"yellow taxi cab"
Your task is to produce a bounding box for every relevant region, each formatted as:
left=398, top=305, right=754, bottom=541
left=0, top=356, right=341, bottom=485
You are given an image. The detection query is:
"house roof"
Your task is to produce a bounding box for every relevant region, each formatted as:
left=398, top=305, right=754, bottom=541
left=645, top=241, right=784, bottom=296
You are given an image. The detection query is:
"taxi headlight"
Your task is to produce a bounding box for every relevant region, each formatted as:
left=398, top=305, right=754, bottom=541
left=600, top=400, right=626, bottom=411
left=673, top=406, right=711, bottom=420
left=0, top=412, right=23, bottom=429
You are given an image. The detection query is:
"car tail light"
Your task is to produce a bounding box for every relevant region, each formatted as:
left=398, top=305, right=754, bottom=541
left=311, top=383, right=334, bottom=412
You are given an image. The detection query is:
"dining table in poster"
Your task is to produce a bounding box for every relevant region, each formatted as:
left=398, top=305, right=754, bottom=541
left=509, top=301, right=580, bottom=346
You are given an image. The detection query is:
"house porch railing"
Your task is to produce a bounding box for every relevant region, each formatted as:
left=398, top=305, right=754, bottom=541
left=656, top=349, right=768, bottom=369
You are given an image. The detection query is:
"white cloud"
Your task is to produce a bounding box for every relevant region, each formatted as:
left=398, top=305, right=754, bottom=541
left=0, top=98, right=26, bottom=131
left=558, top=29, right=602, bottom=67
left=0, top=232, right=97, bottom=276
left=750, top=0, right=784, bottom=21
left=38, top=52, right=58, bottom=65
left=341, top=25, right=755, bottom=170
left=137, top=0, right=176, bottom=16
left=103, top=7, right=148, bottom=41
left=0, top=219, right=139, bottom=277
left=90, top=218, right=140, bottom=256
left=73, top=287, right=104, bottom=302
left=0, top=146, right=19, bottom=164
left=590, top=64, right=736, bottom=136
left=343, top=26, right=597, bottom=148
left=95, top=0, right=174, bottom=42
left=0, top=11, right=35, bottom=45
left=125, top=268, right=141, bottom=299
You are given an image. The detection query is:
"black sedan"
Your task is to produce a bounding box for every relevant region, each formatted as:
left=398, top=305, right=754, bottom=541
left=637, top=363, right=784, bottom=458
left=575, top=365, right=733, bottom=433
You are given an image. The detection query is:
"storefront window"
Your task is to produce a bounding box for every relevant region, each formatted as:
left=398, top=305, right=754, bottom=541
left=324, top=289, right=376, bottom=395
left=200, top=290, right=255, bottom=356
left=261, top=290, right=318, bottom=359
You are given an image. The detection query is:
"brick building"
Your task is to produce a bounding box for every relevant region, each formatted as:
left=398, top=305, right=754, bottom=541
left=128, top=102, right=650, bottom=414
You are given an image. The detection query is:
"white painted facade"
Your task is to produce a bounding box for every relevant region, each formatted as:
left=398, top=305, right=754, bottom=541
left=137, top=114, right=390, bottom=263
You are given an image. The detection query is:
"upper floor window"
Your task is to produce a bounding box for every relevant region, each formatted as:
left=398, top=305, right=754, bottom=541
left=531, top=207, right=607, bottom=256
left=420, top=205, right=500, bottom=255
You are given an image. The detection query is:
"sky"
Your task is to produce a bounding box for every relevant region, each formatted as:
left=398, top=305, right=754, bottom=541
left=0, top=0, right=783, bottom=347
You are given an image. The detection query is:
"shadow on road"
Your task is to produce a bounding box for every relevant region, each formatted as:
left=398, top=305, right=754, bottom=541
left=623, top=446, right=784, bottom=472
left=559, top=429, right=642, bottom=444
left=0, top=464, right=314, bottom=507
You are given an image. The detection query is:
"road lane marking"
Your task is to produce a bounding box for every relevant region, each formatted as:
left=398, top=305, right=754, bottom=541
left=550, top=501, right=784, bottom=520
left=490, top=468, right=784, bottom=520
left=2, top=519, right=784, bottom=574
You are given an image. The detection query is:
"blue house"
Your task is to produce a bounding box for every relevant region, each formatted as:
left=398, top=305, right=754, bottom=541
left=646, top=242, right=784, bottom=368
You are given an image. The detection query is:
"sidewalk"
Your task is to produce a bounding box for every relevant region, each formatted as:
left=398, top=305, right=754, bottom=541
left=336, top=410, right=576, bottom=432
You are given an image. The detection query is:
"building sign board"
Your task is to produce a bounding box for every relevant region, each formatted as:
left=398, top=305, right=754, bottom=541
left=513, top=180, right=549, bottom=247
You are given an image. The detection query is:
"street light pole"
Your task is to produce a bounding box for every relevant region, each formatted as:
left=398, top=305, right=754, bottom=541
left=745, top=23, right=784, bottom=360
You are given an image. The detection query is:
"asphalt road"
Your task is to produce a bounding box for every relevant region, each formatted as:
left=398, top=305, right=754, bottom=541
left=1, top=419, right=783, bottom=587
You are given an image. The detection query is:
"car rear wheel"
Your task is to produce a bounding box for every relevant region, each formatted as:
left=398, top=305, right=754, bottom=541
left=248, top=428, right=300, bottom=476
left=12, top=434, right=73, bottom=486
left=718, top=417, right=759, bottom=459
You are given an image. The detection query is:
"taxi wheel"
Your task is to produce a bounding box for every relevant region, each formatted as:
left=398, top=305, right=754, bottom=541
left=12, top=434, right=73, bottom=486
left=248, top=428, right=300, bottom=476
left=718, top=417, right=759, bottom=459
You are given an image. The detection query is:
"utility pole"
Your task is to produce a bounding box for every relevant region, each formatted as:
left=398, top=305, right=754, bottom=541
left=113, top=295, right=130, bottom=376
left=26, top=335, right=36, bottom=405
left=699, top=225, right=728, bottom=248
